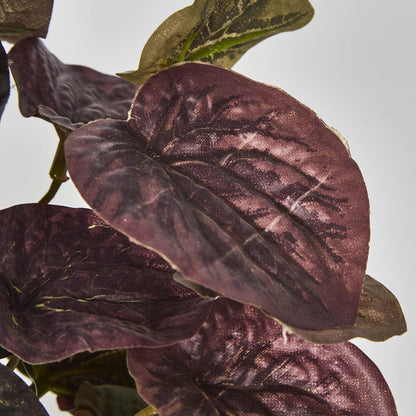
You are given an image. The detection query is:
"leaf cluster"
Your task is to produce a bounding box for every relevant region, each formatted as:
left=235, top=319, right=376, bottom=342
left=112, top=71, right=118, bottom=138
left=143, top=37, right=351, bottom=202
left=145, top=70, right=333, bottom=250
left=0, top=1, right=406, bottom=415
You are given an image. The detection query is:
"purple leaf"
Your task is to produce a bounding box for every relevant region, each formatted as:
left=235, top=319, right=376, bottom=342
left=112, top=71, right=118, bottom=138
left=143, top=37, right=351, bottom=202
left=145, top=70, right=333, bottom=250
left=0, top=204, right=212, bottom=364
left=65, top=62, right=370, bottom=334
left=0, top=42, right=9, bottom=120
left=8, top=38, right=138, bottom=131
left=0, top=363, right=49, bottom=416
left=128, top=299, right=397, bottom=416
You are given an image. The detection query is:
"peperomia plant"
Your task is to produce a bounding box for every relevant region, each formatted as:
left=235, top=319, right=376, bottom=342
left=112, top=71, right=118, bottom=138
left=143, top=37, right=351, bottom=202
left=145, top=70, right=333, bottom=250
left=0, top=1, right=407, bottom=415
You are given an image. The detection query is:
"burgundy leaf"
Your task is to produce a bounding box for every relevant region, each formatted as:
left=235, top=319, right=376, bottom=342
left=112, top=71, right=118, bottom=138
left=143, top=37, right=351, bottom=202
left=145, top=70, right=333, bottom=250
left=0, top=363, right=49, bottom=416
left=0, top=204, right=212, bottom=364
left=0, top=42, right=9, bottom=120
left=65, top=62, right=370, bottom=334
left=8, top=37, right=138, bottom=131
left=128, top=299, right=397, bottom=416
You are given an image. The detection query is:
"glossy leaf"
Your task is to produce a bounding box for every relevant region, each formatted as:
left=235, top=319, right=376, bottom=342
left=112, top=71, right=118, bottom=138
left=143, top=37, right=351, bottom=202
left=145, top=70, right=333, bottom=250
left=0, top=363, right=49, bottom=416
left=128, top=299, right=398, bottom=416
left=0, top=41, right=9, bottom=120
left=291, top=274, right=407, bottom=343
left=21, top=350, right=136, bottom=399
left=66, top=62, right=370, bottom=336
left=0, top=204, right=212, bottom=364
left=8, top=37, right=137, bottom=131
left=74, top=382, right=149, bottom=416
left=120, top=0, right=314, bottom=84
left=0, top=0, right=53, bottom=43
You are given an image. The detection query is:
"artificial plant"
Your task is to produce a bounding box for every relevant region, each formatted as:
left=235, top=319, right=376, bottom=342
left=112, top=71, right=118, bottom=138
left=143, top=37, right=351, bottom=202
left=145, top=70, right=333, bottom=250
left=0, top=1, right=407, bottom=415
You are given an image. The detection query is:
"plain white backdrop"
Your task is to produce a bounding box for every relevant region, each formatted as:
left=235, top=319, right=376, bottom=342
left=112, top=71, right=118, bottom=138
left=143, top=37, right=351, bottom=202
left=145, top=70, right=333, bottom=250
left=0, top=1, right=414, bottom=414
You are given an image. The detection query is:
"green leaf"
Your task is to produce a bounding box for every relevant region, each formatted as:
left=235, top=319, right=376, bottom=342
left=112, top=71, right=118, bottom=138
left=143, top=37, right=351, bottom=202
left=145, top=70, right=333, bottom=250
left=0, top=0, right=53, bottom=43
left=119, top=0, right=314, bottom=84
left=21, top=350, right=135, bottom=399
left=288, top=274, right=407, bottom=343
left=74, top=382, right=149, bottom=416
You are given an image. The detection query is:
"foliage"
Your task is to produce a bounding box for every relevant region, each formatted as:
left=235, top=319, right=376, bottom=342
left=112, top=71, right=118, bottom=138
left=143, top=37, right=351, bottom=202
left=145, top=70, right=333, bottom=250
left=0, top=1, right=406, bottom=415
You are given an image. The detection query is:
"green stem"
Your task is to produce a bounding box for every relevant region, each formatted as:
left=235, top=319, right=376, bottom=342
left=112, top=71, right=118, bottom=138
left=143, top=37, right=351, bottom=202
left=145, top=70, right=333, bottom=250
left=134, top=406, right=158, bottom=416
left=6, top=355, right=20, bottom=370
left=38, top=125, right=70, bottom=204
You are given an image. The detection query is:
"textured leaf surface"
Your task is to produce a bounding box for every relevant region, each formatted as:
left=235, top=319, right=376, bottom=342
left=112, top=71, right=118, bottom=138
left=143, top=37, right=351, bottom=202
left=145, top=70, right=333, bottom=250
left=128, top=299, right=397, bottom=416
left=0, top=42, right=9, bottom=120
left=8, top=37, right=137, bottom=131
left=0, top=0, right=53, bottom=43
left=66, top=62, right=370, bottom=334
left=0, top=363, right=49, bottom=416
left=119, top=0, right=314, bottom=84
left=291, top=274, right=407, bottom=343
left=74, top=382, right=149, bottom=416
left=0, top=204, right=212, bottom=364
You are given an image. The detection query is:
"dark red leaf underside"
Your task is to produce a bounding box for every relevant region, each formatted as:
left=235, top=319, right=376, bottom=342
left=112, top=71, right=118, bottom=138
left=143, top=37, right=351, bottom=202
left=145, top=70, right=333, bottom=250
left=8, top=37, right=138, bottom=130
left=128, top=299, right=397, bottom=416
left=66, top=62, right=370, bottom=332
left=0, top=364, right=49, bottom=416
left=0, top=204, right=212, bottom=364
left=0, top=42, right=10, bottom=120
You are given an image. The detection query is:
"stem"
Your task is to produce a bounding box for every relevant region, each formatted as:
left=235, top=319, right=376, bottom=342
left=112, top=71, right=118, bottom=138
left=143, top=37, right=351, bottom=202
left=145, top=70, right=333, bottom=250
left=38, top=125, right=70, bottom=204
left=6, top=355, right=20, bottom=370
left=134, top=406, right=158, bottom=416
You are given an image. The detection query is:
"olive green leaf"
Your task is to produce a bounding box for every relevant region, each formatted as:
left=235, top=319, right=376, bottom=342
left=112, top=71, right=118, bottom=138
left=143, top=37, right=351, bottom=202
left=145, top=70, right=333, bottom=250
left=74, top=382, right=149, bottom=416
left=20, top=350, right=136, bottom=399
left=0, top=0, right=53, bottom=43
left=119, top=0, right=314, bottom=84
left=289, top=274, right=407, bottom=343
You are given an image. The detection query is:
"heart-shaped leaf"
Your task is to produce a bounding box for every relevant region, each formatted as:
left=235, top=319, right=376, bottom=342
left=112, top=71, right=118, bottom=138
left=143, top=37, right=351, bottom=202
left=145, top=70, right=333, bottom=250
left=0, top=0, right=53, bottom=43
left=128, top=299, right=397, bottom=416
left=0, top=41, right=9, bottom=120
left=0, top=363, right=49, bottom=416
left=119, top=0, right=314, bottom=84
left=0, top=204, right=212, bottom=364
left=8, top=37, right=138, bottom=131
left=74, top=382, right=149, bottom=416
left=66, top=62, right=370, bottom=336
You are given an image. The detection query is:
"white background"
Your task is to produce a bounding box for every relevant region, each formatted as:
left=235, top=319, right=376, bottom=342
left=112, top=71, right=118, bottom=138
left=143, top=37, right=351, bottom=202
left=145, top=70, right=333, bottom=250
left=0, top=1, right=414, bottom=415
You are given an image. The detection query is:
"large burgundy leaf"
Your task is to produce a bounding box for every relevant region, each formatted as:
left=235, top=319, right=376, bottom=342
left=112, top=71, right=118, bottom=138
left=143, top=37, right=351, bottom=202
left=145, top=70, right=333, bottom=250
left=0, top=203, right=212, bottom=364
left=0, top=41, right=9, bottom=120
left=0, top=363, right=49, bottom=416
left=128, top=299, right=397, bottom=416
left=8, top=37, right=138, bottom=131
left=65, top=62, right=370, bottom=334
